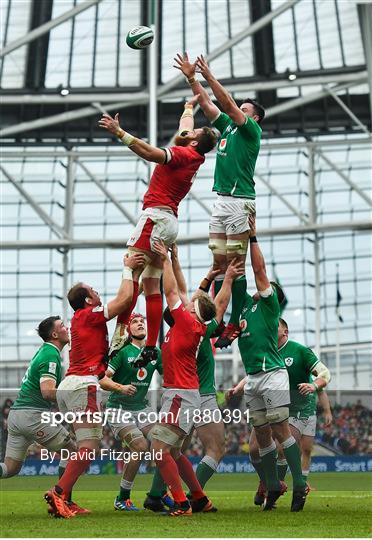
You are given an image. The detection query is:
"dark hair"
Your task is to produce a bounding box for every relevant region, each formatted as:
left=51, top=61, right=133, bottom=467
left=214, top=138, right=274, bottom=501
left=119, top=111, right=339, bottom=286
left=37, top=316, right=61, bottom=342
left=279, top=318, right=288, bottom=330
left=270, top=281, right=285, bottom=306
left=67, top=282, right=90, bottom=311
left=242, top=98, right=265, bottom=124
left=196, top=127, right=218, bottom=155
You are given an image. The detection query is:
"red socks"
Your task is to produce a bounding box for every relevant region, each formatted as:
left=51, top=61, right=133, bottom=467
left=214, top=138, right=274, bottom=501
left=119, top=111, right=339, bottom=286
left=117, top=281, right=139, bottom=328
left=145, top=293, right=162, bottom=346
left=155, top=453, right=187, bottom=504
left=175, top=454, right=205, bottom=500
left=57, top=447, right=93, bottom=496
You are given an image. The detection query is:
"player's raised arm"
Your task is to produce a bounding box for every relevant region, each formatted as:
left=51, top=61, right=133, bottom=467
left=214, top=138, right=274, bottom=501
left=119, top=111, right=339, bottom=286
left=196, top=55, right=246, bottom=126
left=248, top=215, right=270, bottom=294
left=106, top=253, right=146, bottom=320
left=174, top=52, right=220, bottom=123
left=214, top=259, right=245, bottom=323
left=170, top=243, right=189, bottom=305
left=153, top=240, right=180, bottom=310
left=98, top=112, right=168, bottom=164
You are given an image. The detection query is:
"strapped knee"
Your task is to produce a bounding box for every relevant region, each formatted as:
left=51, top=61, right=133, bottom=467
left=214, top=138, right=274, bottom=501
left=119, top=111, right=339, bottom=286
left=226, top=239, right=248, bottom=256
left=142, top=264, right=163, bottom=279
left=151, top=425, right=184, bottom=447
left=122, top=427, right=146, bottom=449
left=208, top=238, right=227, bottom=256
left=75, top=427, right=102, bottom=442
left=266, top=407, right=289, bottom=425
left=250, top=409, right=268, bottom=427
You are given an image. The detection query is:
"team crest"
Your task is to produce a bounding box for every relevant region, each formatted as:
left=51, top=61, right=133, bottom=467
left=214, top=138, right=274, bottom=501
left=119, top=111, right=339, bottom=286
left=219, top=138, right=227, bottom=150
left=284, top=357, right=294, bottom=367
left=137, top=367, right=148, bottom=380
left=150, top=360, right=157, bottom=365
left=251, top=304, right=257, bottom=312
left=240, top=319, right=247, bottom=331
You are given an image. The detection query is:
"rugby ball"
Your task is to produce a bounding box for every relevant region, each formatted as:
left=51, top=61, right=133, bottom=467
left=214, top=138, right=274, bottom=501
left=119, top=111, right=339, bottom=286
left=126, top=26, right=154, bottom=49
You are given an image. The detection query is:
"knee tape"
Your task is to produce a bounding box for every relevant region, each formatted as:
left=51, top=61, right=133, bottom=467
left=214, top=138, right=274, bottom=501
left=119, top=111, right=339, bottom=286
left=208, top=238, right=227, bottom=255
left=151, top=425, right=183, bottom=447
left=226, top=239, right=248, bottom=256
left=142, top=264, right=163, bottom=279
left=266, top=407, right=289, bottom=425
left=75, top=427, right=102, bottom=442
left=250, top=409, right=268, bottom=427
left=122, top=427, right=145, bottom=448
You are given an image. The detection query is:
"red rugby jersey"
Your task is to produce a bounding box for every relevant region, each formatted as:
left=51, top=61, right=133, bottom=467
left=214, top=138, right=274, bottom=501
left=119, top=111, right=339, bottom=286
left=161, top=301, right=207, bottom=389
left=143, top=145, right=205, bottom=217
left=66, top=305, right=109, bottom=379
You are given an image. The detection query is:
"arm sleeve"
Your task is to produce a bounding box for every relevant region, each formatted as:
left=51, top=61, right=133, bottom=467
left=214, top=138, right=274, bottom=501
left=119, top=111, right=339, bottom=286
left=212, top=112, right=232, bottom=134
left=39, top=352, right=60, bottom=381
left=204, top=318, right=219, bottom=339
left=107, top=350, right=123, bottom=374
left=87, top=305, right=109, bottom=326
left=237, top=116, right=262, bottom=140
left=302, top=347, right=320, bottom=373
left=167, top=146, right=191, bottom=168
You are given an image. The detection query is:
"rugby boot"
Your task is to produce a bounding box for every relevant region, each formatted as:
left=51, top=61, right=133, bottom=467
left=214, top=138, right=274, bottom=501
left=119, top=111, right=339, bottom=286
left=166, top=500, right=192, bottom=517
left=161, top=492, right=175, bottom=509
left=143, top=494, right=166, bottom=513
left=67, top=501, right=91, bottom=515
left=44, top=488, right=75, bottom=519
left=214, top=323, right=241, bottom=349
left=262, top=481, right=287, bottom=511
left=191, top=495, right=217, bottom=513
left=291, top=486, right=308, bottom=512
left=254, top=480, right=267, bottom=506
left=133, top=346, right=158, bottom=368
left=114, top=497, right=140, bottom=511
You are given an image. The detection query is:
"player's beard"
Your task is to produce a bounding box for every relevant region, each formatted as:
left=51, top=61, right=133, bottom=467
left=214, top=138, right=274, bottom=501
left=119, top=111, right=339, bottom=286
left=174, top=134, right=195, bottom=147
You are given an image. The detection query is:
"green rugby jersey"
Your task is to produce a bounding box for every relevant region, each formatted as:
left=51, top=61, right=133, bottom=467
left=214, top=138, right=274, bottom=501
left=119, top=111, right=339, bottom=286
left=238, top=290, right=285, bottom=375
left=212, top=112, right=261, bottom=199
left=12, top=343, right=62, bottom=410
left=107, top=343, right=162, bottom=411
left=197, top=318, right=219, bottom=395
left=279, top=339, right=319, bottom=418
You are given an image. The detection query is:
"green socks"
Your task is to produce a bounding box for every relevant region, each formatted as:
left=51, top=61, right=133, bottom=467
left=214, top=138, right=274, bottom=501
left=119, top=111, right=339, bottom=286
left=282, top=436, right=307, bottom=489
left=148, top=467, right=167, bottom=498
left=259, top=441, right=280, bottom=491
left=277, top=459, right=288, bottom=481
left=119, top=479, right=133, bottom=501
left=196, top=456, right=219, bottom=488
left=250, top=458, right=266, bottom=484
left=230, top=275, right=247, bottom=325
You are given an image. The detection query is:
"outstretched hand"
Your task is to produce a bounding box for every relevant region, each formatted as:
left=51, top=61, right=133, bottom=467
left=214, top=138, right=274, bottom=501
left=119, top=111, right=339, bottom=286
left=173, top=51, right=197, bottom=79
left=98, top=112, right=121, bottom=135
left=195, top=54, right=212, bottom=79
left=153, top=240, right=169, bottom=261
left=225, top=258, right=245, bottom=281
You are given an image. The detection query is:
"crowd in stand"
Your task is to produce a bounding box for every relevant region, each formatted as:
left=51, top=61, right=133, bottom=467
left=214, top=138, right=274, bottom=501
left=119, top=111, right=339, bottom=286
left=1, top=398, right=372, bottom=459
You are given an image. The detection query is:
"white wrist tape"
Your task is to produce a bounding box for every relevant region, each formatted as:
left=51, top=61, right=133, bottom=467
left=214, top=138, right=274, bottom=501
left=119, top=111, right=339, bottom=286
left=120, top=131, right=136, bottom=146
left=122, top=267, right=133, bottom=281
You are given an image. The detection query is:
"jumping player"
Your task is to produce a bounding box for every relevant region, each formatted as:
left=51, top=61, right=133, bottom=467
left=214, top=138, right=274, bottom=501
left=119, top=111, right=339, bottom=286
left=174, top=52, right=265, bottom=348
left=99, top=99, right=218, bottom=366
left=44, top=252, right=145, bottom=518
left=229, top=216, right=308, bottom=512
left=150, top=240, right=243, bottom=516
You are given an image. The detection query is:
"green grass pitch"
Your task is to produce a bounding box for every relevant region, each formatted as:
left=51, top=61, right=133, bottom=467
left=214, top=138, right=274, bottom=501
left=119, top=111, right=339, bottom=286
left=1, top=473, right=371, bottom=537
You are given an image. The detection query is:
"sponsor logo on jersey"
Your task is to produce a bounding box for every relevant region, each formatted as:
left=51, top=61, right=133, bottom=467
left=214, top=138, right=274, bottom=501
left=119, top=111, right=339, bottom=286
left=137, top=368, right=148, bottom=381
left=231, top=127, right=237, bottom=134
left=128, top=356, right=136, bottom=364
left=251, top=304, right=257, bottom=312
left=240, top=319, right=247, bottom=331
left=219, top=138, right=227, bottom=150
left=150, top=360, right=157, bottom=365
left=48, top=362, right=57, bottom=374
left=284, top=357, right=294, bottom=367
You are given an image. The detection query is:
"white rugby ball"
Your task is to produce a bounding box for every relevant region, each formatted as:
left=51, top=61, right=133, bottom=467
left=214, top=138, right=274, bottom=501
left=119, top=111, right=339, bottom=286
left=126, top=26, right=154, bottom=49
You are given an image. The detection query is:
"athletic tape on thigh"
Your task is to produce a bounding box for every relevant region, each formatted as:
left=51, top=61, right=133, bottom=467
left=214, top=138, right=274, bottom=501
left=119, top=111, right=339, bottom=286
left=208, top=238, right=227, bottom=255
left=266, top=407, right=289, bottom=424
left=142, top=264, right=163, bottom=279
left=226, top=238, right=248, bottom=255
left=151, top=424, right=183, bottom=447
left=250, top=409, right=268, bottom=427
left=75, top=427, right=102, bottom=442
left=122, top=427, right=145, bottom=448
